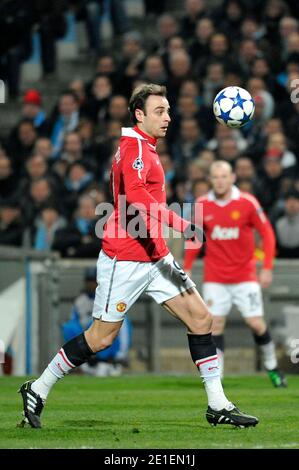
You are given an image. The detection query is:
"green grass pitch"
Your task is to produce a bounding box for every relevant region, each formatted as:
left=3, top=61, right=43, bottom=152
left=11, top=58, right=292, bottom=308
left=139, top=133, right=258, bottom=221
left=0, top=374, right=298, bottom=449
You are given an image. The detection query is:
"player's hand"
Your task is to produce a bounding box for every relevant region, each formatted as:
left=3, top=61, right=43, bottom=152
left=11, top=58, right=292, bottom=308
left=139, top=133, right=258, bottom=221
left=183, top=223, right=206, bottom=243
left=184, top=270, right=192, bottom=278
left=259, top=269, right=273, bottom=289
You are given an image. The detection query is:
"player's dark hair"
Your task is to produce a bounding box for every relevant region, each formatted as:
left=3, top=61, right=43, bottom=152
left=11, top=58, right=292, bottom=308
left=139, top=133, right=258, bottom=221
left=128, top=83, right=167, bottom=124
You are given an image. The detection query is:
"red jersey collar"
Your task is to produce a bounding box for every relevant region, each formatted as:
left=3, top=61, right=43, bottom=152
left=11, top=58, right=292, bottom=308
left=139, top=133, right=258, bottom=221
left=133, top=126, right=157, bottom=146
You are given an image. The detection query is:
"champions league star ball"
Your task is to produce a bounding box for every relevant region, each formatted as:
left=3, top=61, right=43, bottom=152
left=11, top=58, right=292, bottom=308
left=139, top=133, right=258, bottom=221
left=213, top=86, right=255, bottom=128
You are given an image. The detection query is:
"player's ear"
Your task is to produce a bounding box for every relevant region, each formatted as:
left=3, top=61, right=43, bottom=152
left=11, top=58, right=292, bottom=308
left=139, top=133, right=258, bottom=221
left=232, top=172, right=237, bottom=184
left=135, top=108, right=144, bottom=123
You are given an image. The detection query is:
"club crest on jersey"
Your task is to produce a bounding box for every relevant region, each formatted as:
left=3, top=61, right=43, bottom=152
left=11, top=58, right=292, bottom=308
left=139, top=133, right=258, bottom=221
left=230, top=210, right=241, bottom=220
left=116, top=302, right=127, bottom=313
left=132, top=157, right=144, bottom=171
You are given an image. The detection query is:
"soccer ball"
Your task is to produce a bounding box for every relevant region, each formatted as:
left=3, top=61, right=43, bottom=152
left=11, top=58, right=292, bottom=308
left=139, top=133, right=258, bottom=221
left=213, top=86, right=255, bottom=128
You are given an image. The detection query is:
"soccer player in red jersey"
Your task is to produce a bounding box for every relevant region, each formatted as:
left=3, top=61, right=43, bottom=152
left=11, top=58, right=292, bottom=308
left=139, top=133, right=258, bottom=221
left=184, top=160, right=287, bottom=387
left=18, top=85, right=258, bottom=429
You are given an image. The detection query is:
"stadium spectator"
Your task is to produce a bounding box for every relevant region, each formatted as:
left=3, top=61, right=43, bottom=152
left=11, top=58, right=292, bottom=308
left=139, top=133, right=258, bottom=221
left=186, top=158, right=208, bottom=184
left=240, top=16, right=266, bottom=43
left=218, top=0, right=244, bottom=42
left=266, top=132, right=297, bottom=171
left=238, top=39, right=263, bottom=77
left=33, top=205, right=67, bottom=251
left=172, top=118, right=206, bottom=168
left=52, top=194, right=100, bottom=258
left=156, top=14, right=179, bottom=50
left=0, top=198, right=23, bottom=246
left=284, top=101, right=299, bottom=157
left=196, top=33, right=232, bottom=77
left=189, top=17, right=215, bottom=64
left=34, top=0, right=67, bottom=78
left=180, top=0, right=208, bottom=41
left=0, top=155, right=15, bottom=201
left=141, top=55, right=167, bottom=86
left=69, top=79, right=87, bottom=109
left=52, top=131, right=96, bottom=179
left=254, top=152, right=286, bottom=213
left=117, top=31, right=146, bottom=96
left=7, top=119, right=38, bottom=172
left=217, top=137, right=241, bottom=163
left=94, top=54, right=119, bottom=90
left=247, top=78, right=275, bottom=120
left=106, top=95, right=130, bottom=126
left=192, top=177, right=210, bottom=199
left=45, top=90, right=81, bottom=159
left=81, top=0, right=131, bottom=56
left=60, top=132, right=86, bottom=166
left=169, top=91, right=214, bottom=142
left=159, top=152, right=176, bottom=184
left=179, top=79, right=201, bottom=102
left=34, top=137, right=54, bottom=161
left=84, top=74, right=113, bottom=124
left=63, top=162, right=95, bottom=216
left=201, top=62, right=225, bottom=107
left=20, top=89, right=46, bottom=132
left=166, top=50, right=194, bottom=105
left=274, top=189, right=299, bottom=258
left=0, top=0, right=33, bottom=97
left=207, top=123, right=248, bottom=153
left=17, top=154, right=63, bottom=200
left=196, top=149, right=216, bottom=171
left=22, top=178, right=59, bottom=226
left=234, top=157, right=257, bottom=184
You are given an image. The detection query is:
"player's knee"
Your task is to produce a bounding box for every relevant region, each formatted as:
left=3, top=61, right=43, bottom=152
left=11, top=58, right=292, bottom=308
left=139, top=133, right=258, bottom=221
left=203, top=311, right=213, bottom=331
left=189, top=310, right=213, bottom=334
left=212, top=316, right=225, bottom=335
left=245, top=317, right=265, bottom=335
left=87, top=335, right=114, bottom=353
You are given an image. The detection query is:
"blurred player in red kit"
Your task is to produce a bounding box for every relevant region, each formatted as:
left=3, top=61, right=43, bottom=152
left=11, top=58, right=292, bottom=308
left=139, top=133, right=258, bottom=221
left=18, top=85, right=259, bottom=429
left=184, top=160, right=287, bottom=387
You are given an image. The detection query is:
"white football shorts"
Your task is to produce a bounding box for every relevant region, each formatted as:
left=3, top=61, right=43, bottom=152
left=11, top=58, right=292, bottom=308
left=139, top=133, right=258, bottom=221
left=202, top=282, right=264, bottom=318
left=92, top=250, right=196, bottom=322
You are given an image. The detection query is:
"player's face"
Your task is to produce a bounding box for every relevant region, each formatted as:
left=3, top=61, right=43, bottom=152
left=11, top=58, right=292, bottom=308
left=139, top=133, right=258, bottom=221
left=210, top=166, right=235, bottom=198
left=138, top=95, right=171, bottom=139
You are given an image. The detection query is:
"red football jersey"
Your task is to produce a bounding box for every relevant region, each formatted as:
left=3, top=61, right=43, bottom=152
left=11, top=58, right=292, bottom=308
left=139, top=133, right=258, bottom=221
left=102, top=126, right=189, bottom=261
left=184, top=186, right=276, bottom=283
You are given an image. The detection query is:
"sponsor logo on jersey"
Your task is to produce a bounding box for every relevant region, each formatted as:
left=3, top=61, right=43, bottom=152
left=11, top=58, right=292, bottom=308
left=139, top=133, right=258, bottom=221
left=132, top=157, right=144, bottom=170
left=116, top=302, right=127, bottom=312
left=211, top=225, right=240, bottom=240
left=230, top=210, right=241, bottom=220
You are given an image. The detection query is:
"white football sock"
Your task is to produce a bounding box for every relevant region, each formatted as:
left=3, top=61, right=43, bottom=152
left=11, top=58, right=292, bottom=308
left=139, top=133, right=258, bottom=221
left=32, top=348, right=76, bottom=400
left=260, top=341, right=278, bottom=370
left=196, top=354, right=232, bottom=411
left=216, top=348, right=224, bottom=379
left=31, top=367, right=60, bottom=400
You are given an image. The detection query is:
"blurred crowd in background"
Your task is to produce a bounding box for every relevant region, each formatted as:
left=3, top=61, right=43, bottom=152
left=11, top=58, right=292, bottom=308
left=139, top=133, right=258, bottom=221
left=0, top=0, right=299, bottom=259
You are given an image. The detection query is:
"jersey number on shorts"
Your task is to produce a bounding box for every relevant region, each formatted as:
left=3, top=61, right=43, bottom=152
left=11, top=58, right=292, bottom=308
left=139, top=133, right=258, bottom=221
left=248, top=292, right=260, bottom=311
